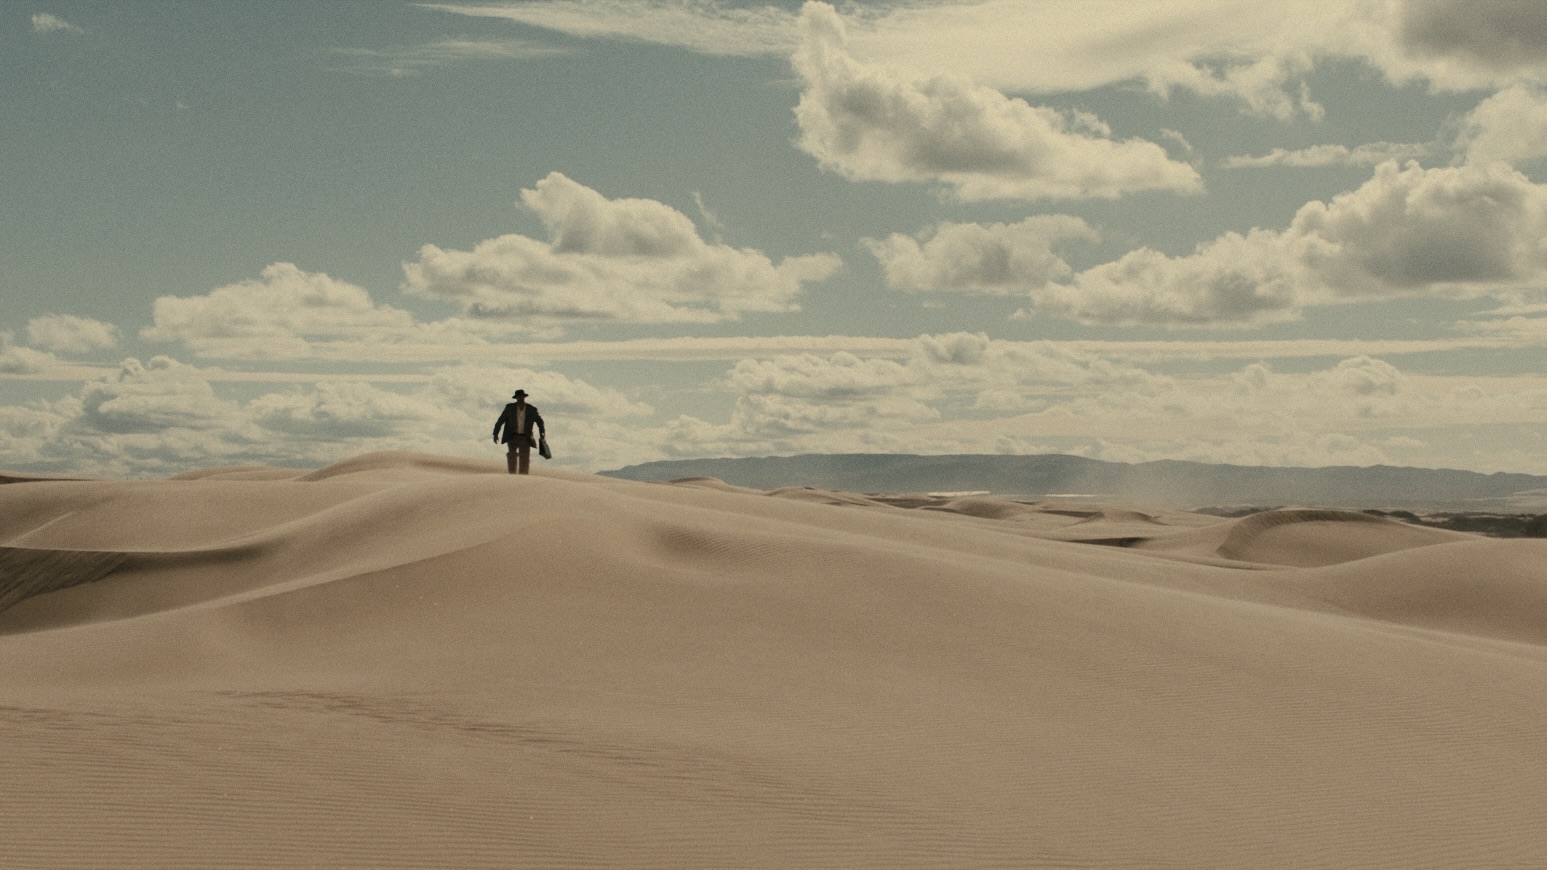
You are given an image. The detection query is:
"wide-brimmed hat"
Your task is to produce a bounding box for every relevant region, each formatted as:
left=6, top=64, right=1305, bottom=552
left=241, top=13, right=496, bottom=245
left=512, top=389, right=528, bottom=399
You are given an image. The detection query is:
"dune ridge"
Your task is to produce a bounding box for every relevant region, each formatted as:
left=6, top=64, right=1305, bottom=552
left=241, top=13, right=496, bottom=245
left=3, top=452, right=1546, bottom=867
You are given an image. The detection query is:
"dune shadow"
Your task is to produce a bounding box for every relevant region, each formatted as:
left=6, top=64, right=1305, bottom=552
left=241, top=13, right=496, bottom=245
left=0, top=547, right=127, bottom=616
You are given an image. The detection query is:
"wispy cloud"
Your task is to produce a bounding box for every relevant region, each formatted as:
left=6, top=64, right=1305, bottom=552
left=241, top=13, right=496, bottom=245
left=420, top=1, right=799, bottom=57
left=31, top=12, right=81, bottom=34
left=424, top=2, right=1547, bottom=118
left=333, top=37, right=567, bottom=77
left=1222, top=142, right=1431, bottom=169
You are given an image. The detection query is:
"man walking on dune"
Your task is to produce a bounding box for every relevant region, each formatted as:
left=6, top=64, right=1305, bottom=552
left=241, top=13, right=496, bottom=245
left=492, top=389, right=546, bottom=475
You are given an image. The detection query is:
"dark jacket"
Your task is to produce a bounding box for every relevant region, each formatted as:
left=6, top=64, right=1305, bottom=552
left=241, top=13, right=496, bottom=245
left=493, top=402, right=545, bottom=446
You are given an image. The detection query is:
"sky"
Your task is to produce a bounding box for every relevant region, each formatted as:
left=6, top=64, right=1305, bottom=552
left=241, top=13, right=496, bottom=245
left=6, top=0, right=1547, bottom=478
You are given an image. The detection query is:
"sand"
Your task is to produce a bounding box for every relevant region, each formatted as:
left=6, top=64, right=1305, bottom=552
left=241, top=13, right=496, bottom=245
left=3, top=451, right=1545, bottom=867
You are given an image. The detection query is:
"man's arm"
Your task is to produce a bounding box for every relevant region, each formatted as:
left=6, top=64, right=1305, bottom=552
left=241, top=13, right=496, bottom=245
left=492, top=409, right=506, bottom=443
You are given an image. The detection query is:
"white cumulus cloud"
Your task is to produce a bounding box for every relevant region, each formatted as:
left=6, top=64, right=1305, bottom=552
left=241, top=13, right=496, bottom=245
left=1040, top=227, right=1308, bottom=327
left=403, top=172, right=840, bottom=327
left=26, top=314, right=120, bottom=354
left=143, top=262, right=417, bottom=359
left=790, top=2, right=1202, bottom=202
left=0, top=345, right=58, bottom=375
left=1038, top=161, right=1547, bottom=326
left=79, top=357, right=240, bottom=435
left=1295, top=161, right=1547, bottom=293
left=1458, top=84, right=1547, bottom=166
left=866, top=216, right=1097, bottom=294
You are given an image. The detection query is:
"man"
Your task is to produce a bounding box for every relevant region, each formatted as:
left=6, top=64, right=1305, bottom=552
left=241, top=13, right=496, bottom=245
left=492, top=389, right=546, bottom=475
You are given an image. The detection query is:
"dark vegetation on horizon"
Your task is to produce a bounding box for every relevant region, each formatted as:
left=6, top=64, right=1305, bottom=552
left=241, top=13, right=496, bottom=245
left=1197, top=506, right=1547, bottom=539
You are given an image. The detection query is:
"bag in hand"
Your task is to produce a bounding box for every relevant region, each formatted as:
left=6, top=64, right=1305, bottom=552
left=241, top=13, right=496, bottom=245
left=538, top=435, right=552, bottom=460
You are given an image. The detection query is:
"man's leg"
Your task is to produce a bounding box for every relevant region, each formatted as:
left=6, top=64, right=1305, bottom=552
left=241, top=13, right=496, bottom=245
left=517, top=442, right=532, bottom=474
left=506, top=448, right=518, bottom=474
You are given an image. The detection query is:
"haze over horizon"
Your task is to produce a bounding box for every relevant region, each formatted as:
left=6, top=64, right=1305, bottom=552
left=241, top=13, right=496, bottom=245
left=7, top=1, right=1547, bottom=478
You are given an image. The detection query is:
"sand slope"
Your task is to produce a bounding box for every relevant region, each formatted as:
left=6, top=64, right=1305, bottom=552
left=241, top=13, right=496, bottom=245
left=3, top=452, right=1546, bottom=867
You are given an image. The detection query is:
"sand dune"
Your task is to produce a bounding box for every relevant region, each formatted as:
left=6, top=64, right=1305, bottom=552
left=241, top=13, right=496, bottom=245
left=4, top=453, right=1546, bottom=867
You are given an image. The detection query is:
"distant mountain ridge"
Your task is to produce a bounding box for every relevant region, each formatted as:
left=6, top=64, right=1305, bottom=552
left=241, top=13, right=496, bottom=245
left=601, top=454, right=1547, bottom=512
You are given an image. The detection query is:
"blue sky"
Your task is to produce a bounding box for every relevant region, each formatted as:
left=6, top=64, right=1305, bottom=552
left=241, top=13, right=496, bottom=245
left=6, top=0, right=1547, bottom=477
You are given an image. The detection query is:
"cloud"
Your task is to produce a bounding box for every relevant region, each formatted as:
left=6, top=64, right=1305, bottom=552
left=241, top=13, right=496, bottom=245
left=866, top=216, right=1097, bottom=294
left=655, top=338, right=1522, bottom=470
left=1222, top=142, right=1432, bottom=169
left=403, top=172, right=840, bottom=327
left=143, top=262, right=417, bottom=359
left=7, top=339, right=1547, bottom=477
left=54, top=358, right=427, bottom=474
left=665, top=334, right=1180, bottom=456
left=422, top=365, right=658, bottom=470
left=249, top=381, right=446, bottom=438
left=31, top=12, right=81, bottom=34
left=790, top=2, right=1201, bottom=202
left=26, top=314, right=119, bottom=354
left=421, top=1, right=798, bottom=57
left=429, top=1, right=1320, bottom=113
left=882, top=1, right=1547, bottom=99
left=1397, top=0, right=1547, bottom=85
left=162, top=332, right=1530, bottom=369
left=429, top=1, right=1547, bottom=124
left=1037, top=161, right=1547, bottom=326
left=670, top=351, right=938, bottom=452
left=332, top=38, right=567, bottom=77
left=0, top=345, right=58, bottom=375
left=1039, top=228, right=1307, bottom=327
left=1311, top=356, right=1407, bottom=406
left=426, top=364, right=652, bottom=418
left=0, top=403, right=68, bottom=467
left=1462, top=312, right=1547, bottom=341
left=1294, top=161, right=1547, bottom=292
left=78, top=357, right=240, bottom=435
left=0, top=352, right=664, bottom=476
left=1458, top=84, right=1547, bottom=166
left=726, top=352, right=921, bottom=401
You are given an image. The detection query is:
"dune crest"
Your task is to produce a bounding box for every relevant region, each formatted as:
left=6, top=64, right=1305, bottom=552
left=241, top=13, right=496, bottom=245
left=169, top=465, right=307, bottom=481
left=296, top=450, right=507, bottom=481
left=1217, top=508, right=1469, bottom=567
left=1290, top=538, right=1547, bottom=645
left=4, top=454, right=1547, bottom=866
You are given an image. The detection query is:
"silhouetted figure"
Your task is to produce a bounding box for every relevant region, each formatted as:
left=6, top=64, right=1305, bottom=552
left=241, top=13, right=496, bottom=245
left=492, top=389, right=546, bottom=475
